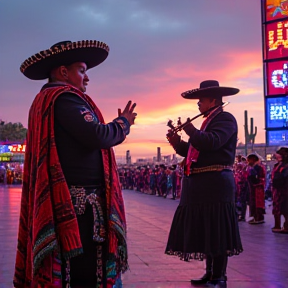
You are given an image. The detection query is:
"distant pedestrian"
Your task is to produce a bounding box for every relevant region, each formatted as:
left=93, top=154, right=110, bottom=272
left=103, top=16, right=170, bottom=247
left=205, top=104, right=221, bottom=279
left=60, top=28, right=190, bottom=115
left=149, top=169, right=157, bottom=195
left=170, top=165, right=178, bottom=200
left=246, top=153, right=266, bottom=224
left=271, top=147, right=288, bottom=234
left=159, top=164, right=167, bottom=197
left=234, top=155, right=249, bottom=221
left=164, top=169, right=173, bottom=198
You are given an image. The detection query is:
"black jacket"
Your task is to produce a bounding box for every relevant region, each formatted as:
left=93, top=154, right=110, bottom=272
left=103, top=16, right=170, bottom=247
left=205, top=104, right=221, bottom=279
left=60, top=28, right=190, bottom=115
left=174, top=111, right=238, bottom=168
left=42, top=83, right=130, bottom=186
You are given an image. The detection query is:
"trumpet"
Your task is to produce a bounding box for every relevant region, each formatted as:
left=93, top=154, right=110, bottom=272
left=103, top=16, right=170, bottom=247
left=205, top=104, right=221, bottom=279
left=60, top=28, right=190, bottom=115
left=166, top=102, right=229, bottom=139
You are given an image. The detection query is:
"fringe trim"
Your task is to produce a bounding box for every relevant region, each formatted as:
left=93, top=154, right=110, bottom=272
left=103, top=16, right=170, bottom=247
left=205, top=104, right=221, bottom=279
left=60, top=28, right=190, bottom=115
left=165, top=248, right=243, bottom=262
left=62, top=247, right=84, bottom=261
left=118, top=245, right=129, bottom=273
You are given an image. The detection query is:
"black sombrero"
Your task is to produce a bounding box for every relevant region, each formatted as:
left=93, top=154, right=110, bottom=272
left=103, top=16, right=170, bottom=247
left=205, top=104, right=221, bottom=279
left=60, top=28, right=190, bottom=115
left=20, top=40, right=109, bottom=80
left=276, top=147, right=288, bottom=163
left=181, top=80, right=240, bottom=99
left=276, top=147, right=288, bottom=157
left=247, top=152, right=264, bottom=162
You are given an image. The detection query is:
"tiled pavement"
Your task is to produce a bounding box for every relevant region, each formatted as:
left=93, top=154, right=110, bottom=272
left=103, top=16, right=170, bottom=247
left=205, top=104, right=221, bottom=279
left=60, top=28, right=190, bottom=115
left=0, top=185, right=288, bottom=288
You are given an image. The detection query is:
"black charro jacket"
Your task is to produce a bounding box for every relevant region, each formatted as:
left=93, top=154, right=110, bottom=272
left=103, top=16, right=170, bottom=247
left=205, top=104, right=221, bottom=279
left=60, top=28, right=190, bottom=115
left=174, top=111, right=238, bottom=168
left=41, top=83, right=130, bottom=186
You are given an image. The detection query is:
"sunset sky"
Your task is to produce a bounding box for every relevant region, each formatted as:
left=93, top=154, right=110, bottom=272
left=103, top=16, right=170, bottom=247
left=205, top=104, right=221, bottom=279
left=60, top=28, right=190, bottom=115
left=0, top=0, right=265, bottom=161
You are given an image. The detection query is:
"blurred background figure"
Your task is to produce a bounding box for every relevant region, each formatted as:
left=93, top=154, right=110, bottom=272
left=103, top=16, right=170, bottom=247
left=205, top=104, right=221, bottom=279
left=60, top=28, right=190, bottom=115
left=246, top=153, right=266, bottom=224
left=271, top=147, right=288, bottom=234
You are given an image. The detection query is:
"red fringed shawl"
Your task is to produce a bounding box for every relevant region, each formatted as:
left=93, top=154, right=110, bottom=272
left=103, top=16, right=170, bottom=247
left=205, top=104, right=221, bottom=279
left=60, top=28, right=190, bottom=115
left=13, top=85, right=128, bottom=288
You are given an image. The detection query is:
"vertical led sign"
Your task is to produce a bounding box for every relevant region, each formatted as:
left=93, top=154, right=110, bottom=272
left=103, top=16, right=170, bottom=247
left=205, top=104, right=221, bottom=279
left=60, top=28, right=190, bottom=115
left=262, top=0, right=288, bottom=145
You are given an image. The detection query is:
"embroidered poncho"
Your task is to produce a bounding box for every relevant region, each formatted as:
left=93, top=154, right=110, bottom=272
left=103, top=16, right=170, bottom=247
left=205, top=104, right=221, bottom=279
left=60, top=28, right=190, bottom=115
left=13, top=85, right=128, bottom=288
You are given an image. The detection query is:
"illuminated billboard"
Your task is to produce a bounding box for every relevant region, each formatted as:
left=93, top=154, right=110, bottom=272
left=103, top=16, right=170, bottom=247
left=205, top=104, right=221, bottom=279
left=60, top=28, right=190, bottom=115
left=263, top=0, right=288, bottom=146
left=0, top=145, right=10, bottom=154
left=266, top=60, right=288, bottom=95
left=0, top=144, right=26, bottom=154
left=265, top=20, right=288, bottom=59
left=267, top=129, right=288, bottom=145
left=266, top=0, right=288, bottom=22
left=266, top=96, right=288, bottom=127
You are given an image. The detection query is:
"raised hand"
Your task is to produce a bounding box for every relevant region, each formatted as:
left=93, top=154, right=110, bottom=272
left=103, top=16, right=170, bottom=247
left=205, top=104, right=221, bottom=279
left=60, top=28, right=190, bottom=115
left=119, top=100, right=137, bottom=125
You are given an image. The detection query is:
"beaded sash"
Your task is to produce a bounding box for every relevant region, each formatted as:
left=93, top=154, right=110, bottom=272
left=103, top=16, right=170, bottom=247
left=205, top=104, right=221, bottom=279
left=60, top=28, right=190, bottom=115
left=188, top=164, right=233, bottom=175
left=69, top=186, right=106, bottom=242
left=65, top=186, right=106, bottom=287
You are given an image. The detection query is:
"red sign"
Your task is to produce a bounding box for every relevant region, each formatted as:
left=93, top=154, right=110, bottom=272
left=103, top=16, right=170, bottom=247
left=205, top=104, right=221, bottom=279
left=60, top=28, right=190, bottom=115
left=266, top=0, right=288, bottom=22
left=265, top=20, right=288, bottom=59
left=266, top=60, right=288, bottom=95
left=8, top=144, right=26, bottom=153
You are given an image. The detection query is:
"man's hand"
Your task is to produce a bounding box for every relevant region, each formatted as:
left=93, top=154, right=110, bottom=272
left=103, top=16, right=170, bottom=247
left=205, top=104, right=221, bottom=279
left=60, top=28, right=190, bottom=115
left=167, top=132, right=181, bottom=148
left=183, top=118, right=196, bottom=136
left=118, top=101, right=137, bottom=126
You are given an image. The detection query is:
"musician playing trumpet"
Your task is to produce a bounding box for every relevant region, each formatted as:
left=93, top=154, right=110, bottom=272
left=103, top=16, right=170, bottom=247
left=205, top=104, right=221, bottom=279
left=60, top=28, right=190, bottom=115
left=165, top=80, right=243, bottom=288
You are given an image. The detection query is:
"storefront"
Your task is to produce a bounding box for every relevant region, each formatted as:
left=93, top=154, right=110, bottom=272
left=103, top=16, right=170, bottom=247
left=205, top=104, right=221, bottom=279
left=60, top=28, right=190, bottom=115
left=0, top=142, right=25, bottom=184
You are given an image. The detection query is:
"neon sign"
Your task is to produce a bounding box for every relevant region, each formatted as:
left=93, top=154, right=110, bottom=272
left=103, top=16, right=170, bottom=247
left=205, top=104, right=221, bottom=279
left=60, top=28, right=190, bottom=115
left=267, top=60, right=288, bottom=94
left=266, top=96, right=288, bottom=127
left=266, top=0, right=288, bottom=22
left=8, top=144, right=26, bottom=153
left=267, top=129, right=288, bottom=145
left=263, top=1, right=288, bottom=145
left=270, top=103, right=288, bottom=119
left=266, top=20, right=288, bottom=59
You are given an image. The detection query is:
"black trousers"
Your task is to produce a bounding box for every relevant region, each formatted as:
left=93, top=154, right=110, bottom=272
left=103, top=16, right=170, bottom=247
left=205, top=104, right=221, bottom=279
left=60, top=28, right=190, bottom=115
left=62, top=204, right=107, bottom=288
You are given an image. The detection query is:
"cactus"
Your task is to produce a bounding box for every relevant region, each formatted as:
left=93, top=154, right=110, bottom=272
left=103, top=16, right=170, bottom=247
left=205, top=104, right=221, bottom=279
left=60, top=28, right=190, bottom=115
left=244, top=110, right=257, bottom=156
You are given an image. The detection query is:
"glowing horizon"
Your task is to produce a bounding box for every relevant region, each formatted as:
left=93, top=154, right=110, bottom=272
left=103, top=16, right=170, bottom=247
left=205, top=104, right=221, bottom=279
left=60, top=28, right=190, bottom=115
left=0, top=1, right=268, bottom=159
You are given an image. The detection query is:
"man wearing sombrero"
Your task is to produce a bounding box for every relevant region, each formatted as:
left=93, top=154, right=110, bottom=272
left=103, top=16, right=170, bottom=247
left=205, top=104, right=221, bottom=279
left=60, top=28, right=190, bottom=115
left=165, top=80, right=243, bottom=287
left=13, top=40, right=137, bottom=288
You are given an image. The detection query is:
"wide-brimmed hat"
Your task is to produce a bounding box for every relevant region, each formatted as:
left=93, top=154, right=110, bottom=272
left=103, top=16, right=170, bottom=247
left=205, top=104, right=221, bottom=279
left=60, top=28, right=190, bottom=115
left=20, top=40, right=109, bottom=80
left=181, top=80, right=239, bottom=99
left=247, top=153, right=259, bottom=162
left=276, top=147, right=288, bottom=158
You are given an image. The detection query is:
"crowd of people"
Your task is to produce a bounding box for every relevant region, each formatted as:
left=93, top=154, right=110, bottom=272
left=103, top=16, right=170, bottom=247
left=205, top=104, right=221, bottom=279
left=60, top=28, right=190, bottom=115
left=118, top=147, right=288, bottom=235
left=0, top=163, right=23, bottom=184
left=234, top=148, right=288, bottom=233
left=118, top=164, right=183, bottom=200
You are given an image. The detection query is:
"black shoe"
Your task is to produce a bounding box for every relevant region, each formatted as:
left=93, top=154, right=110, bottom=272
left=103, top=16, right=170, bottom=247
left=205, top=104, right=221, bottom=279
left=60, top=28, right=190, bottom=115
left=191, top=273, right=212, bottom=285
left=207, top=276, right=227, bottom=288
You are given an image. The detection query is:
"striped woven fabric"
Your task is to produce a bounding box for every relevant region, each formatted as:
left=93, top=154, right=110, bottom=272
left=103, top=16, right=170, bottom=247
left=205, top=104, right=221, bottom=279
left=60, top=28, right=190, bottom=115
left=13, top=85, right=128, bottom=288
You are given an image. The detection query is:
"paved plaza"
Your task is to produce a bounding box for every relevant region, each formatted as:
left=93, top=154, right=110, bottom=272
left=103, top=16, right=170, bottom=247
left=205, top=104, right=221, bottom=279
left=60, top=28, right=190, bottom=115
left=0, top=185, right=287, bottom=288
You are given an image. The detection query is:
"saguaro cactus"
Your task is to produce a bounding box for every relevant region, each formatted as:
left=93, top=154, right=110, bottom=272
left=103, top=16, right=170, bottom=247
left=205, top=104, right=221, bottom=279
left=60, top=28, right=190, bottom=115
left=244, top=110, right=257, bottom=156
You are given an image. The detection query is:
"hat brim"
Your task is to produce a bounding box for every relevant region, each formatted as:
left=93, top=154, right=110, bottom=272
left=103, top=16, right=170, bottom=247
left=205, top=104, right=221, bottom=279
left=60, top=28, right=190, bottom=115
left=181, top=86, right=240, bottom=99
left=21, top=40, right=109, bottom=80
left=276, top=147, right=288, bottom=156
left=247, top=154, right=259, bottom=161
